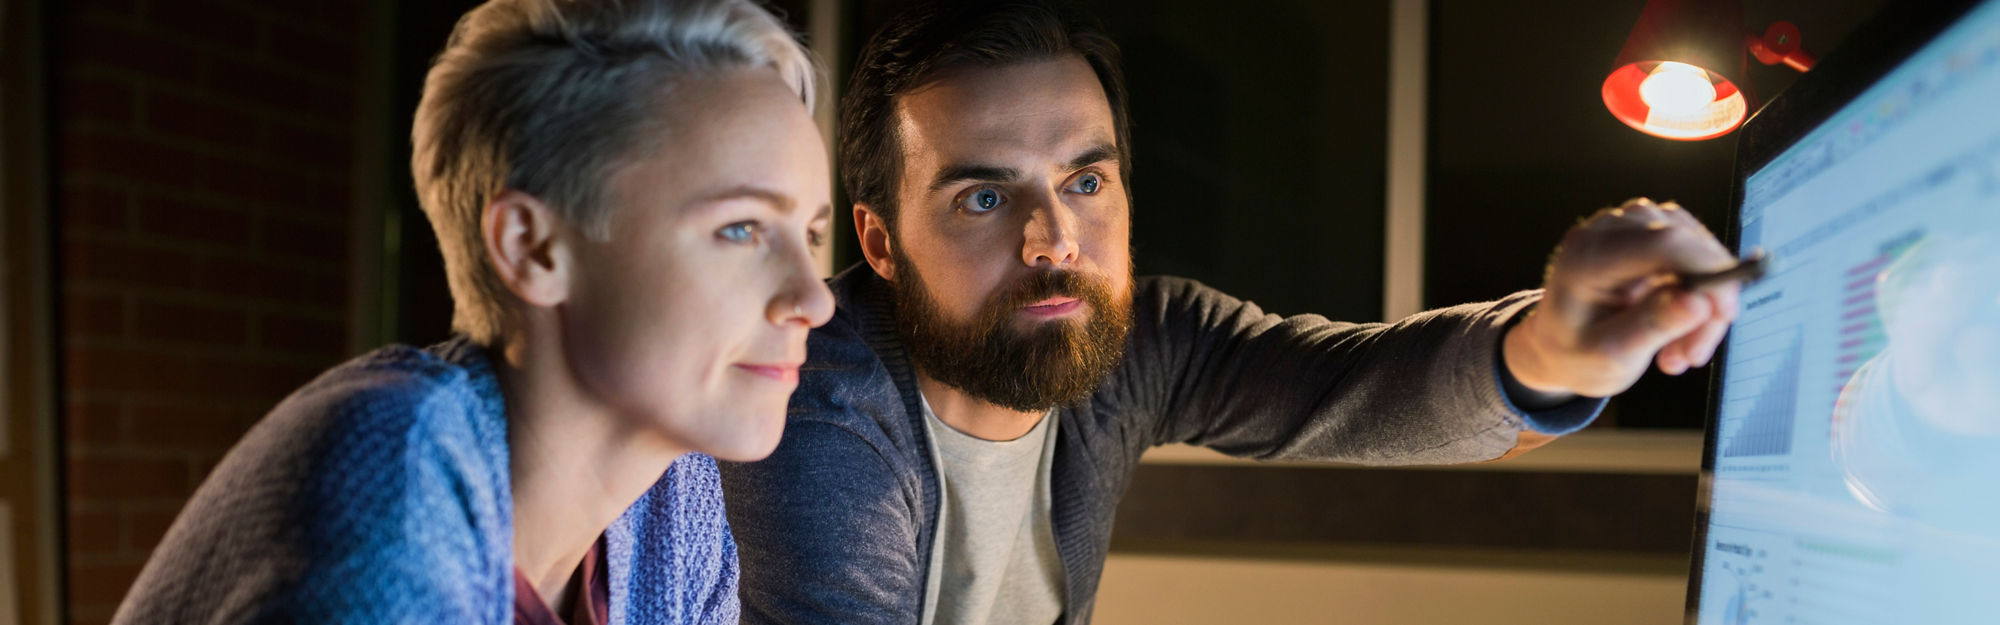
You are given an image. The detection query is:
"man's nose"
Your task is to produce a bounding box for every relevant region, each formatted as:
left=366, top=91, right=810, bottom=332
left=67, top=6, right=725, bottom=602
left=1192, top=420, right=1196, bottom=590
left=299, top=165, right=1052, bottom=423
left=1021, top=192, right=1080, bottom=268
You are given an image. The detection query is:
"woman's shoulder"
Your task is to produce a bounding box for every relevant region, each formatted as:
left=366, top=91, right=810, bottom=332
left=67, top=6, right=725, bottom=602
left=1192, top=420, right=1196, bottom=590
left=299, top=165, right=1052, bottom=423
left=120, top=341, right=515, bottom=624
left=221, top=339, right=512, bottom=555
left=281, top=339, right=499, bottom=439
left=223, top=339, right=511, bottom=513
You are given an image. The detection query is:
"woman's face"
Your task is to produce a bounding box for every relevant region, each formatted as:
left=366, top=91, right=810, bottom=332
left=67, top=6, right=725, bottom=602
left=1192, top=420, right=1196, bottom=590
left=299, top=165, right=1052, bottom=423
left=561, top=67, right=834, bottom=462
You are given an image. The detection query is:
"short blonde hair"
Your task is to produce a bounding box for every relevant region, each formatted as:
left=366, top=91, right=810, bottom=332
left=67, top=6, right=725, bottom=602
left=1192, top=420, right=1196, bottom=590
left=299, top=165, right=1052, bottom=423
left=411, top=0, right=818, bottom=345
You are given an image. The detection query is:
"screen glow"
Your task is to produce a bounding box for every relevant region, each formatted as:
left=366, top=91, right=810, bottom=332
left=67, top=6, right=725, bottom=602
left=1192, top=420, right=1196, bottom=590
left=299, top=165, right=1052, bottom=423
left=1694, top=3, right=2000, bottom=624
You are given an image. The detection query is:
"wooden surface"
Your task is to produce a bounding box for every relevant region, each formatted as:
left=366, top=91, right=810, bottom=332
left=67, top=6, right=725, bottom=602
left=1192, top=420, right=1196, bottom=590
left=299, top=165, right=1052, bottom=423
left=1117, top=431, right=1706, bottom=563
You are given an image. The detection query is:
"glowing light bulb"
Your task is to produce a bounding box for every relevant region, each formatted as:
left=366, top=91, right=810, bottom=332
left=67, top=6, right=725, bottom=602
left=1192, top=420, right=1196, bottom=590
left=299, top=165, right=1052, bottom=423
left=1638, top=62, right=1717, bottom=115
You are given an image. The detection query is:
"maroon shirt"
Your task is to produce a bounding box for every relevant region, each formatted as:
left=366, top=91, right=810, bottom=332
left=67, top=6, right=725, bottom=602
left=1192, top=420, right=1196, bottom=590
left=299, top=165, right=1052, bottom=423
left=513, top=536, right=611, bottom=625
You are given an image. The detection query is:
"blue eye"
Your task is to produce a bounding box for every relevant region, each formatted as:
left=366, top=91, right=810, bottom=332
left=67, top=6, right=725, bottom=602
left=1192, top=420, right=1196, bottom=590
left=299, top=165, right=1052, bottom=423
left=1067, top=172, right=1103, bottom=195
left=959, top=187, right=1004, bottom=213
left=719, top=221, right=760, bottom=244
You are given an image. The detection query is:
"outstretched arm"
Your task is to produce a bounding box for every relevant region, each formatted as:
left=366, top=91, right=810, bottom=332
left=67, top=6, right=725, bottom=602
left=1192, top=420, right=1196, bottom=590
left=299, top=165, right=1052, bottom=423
left=1503, top=197, right=1743, bottom=400
left=1130, top=198, right=1740, bottom=465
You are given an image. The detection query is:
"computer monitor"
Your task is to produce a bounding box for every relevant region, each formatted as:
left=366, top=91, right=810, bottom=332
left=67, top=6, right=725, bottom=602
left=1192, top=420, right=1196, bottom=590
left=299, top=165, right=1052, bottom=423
left=1687, top=1, right=2000, bottom=624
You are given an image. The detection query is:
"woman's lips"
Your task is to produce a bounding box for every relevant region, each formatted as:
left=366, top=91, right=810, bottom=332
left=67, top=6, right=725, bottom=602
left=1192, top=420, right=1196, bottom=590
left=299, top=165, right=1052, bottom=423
left=1021, top=296, right=1083, bottom=317
left=735, top=363, right=800, bottom=383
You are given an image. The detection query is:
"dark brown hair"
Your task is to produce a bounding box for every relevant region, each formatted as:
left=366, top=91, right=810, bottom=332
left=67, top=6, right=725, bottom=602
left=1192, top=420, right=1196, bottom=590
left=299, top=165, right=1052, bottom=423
left=837, top=0, right=1133, bottom=234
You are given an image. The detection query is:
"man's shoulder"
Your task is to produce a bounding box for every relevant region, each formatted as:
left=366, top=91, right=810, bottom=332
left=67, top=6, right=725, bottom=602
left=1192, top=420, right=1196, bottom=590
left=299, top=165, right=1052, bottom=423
left=1131, top=274, right=1237, bottom=311
left=785, top=336, right=921, bottom=486
left=797, top=265, right=916, bottom=440
left=796, top=314, right=902, bottom=427
left=735, top=266, right=924, bottom=496
left=1121, top=275, right=1265, bottom=348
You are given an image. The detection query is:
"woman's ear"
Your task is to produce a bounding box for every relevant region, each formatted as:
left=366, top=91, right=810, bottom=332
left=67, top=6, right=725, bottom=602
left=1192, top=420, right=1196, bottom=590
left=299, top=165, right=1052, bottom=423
left=855, top=203, right=896, bottom=282
left=483, top=190, right=572, bottom=308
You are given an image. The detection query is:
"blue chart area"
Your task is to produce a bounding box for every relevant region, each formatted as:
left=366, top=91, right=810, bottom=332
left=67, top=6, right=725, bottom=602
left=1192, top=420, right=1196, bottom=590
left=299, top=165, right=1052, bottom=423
left=1722, top=328, right=1804, bottom=458
left=1710, top=542, right=1761, bottom=625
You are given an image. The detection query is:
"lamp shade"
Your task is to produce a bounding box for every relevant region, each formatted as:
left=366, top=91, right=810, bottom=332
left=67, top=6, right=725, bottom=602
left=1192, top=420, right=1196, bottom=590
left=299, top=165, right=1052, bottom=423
left=1602, top=0, right=1750, bottom=140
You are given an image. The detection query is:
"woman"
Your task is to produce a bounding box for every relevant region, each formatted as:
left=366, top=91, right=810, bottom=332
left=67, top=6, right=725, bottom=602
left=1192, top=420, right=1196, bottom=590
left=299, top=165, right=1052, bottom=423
left=112, top=1, right=831, bottom=623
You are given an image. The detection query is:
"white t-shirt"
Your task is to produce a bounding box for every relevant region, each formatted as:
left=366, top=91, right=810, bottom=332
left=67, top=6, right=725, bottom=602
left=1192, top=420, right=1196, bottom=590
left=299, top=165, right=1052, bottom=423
left=918, top=395, right=1066, bottom=625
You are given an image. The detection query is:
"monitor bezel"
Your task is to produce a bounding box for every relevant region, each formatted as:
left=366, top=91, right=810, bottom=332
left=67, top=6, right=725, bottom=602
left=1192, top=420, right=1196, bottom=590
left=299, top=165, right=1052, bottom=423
left=1684, top=1, right=1991, bottom=622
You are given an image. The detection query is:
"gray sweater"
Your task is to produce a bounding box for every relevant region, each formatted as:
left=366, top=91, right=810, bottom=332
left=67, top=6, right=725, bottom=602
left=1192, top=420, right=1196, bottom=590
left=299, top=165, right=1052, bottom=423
left=719, top=265, right=1603, bottom=624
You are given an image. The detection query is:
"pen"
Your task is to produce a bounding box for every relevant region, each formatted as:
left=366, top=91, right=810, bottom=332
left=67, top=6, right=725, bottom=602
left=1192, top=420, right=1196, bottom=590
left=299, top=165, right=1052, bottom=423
left=1679, top=250, right=1770, bottom=290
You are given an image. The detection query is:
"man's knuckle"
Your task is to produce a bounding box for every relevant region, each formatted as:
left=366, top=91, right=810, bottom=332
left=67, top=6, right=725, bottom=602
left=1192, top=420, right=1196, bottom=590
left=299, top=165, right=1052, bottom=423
left=1561, top=223, right=1592, bottom=245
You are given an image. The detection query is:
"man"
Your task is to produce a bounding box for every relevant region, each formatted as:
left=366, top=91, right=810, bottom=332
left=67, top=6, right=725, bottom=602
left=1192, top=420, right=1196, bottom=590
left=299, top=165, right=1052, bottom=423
left=719, top=2, right=1741, bottom=624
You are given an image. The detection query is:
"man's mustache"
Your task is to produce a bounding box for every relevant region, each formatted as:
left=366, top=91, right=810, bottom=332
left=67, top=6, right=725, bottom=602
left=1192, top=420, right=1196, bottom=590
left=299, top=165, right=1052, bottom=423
left=993, top=270, right=1098, bottom=311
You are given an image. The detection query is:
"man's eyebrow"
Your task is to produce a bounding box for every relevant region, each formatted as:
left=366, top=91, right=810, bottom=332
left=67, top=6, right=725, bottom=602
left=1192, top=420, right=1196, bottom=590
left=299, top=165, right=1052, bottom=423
left=927, top=163, right=1021, bottom=194
left=1064, top=143, right=1120, bottom=172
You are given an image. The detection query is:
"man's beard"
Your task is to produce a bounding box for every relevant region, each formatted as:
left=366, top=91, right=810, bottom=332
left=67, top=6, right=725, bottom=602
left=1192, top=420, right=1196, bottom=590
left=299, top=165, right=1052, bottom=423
left=892, top=255, right=1133, bottom=413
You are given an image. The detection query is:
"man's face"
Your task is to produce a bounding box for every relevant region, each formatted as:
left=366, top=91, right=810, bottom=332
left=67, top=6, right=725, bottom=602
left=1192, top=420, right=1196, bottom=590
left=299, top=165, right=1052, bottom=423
left=874, top=55, right=1134, bottom=411
left=561, top=68, right=833, bottom=461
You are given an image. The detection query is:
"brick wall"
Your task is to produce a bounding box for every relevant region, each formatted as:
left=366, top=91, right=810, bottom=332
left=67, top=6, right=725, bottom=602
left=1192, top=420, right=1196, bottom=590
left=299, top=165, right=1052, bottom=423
left=52, top=0, right=366, bottom=622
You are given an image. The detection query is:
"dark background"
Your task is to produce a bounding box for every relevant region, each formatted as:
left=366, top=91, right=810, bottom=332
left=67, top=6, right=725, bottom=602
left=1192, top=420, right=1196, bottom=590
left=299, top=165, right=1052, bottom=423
left=389, top=0, right=1890, bottom=428
left=1427, top=0, right=1886, bottom=427
left=31, top=0, right=1901, bottom=621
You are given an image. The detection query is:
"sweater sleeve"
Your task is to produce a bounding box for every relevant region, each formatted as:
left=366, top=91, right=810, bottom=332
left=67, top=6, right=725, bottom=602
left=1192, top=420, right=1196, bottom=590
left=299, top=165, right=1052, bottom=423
left=279, top=402, right=502, bottom=622
left=720, top=419, right=928, bottom=625
left=611, top=453, right=742, bottom=625
left=112, top=367, right=508, bottom=625
left=1126, top=277, right=1604, bottom=466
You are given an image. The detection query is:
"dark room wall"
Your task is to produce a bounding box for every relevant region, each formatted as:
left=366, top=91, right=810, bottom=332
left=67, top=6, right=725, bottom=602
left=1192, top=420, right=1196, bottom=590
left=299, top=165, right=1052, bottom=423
left=847, top=0, right=1391, bottom=321
left=52, top=1, right=367, bottom=622
left=1090, top=0, right=1390, bottom=321
left=1427, top=0, right=1890, bottom=427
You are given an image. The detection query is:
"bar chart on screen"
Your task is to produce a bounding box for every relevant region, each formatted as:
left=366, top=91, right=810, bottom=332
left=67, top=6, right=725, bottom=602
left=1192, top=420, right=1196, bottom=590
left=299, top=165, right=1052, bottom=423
left=1717, top=309, right=1805, bottom=463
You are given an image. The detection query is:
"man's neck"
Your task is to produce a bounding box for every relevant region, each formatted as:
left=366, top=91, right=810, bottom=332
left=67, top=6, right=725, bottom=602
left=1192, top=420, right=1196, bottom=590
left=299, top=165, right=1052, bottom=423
left=495, top=332, right=685, bottom=613
left=915, top=371, right=1047, bottom=441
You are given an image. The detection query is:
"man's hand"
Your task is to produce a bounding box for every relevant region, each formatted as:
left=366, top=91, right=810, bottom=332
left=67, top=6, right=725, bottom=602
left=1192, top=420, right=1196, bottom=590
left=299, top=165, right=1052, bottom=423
left=1504, top=198, right=1743, bottom=399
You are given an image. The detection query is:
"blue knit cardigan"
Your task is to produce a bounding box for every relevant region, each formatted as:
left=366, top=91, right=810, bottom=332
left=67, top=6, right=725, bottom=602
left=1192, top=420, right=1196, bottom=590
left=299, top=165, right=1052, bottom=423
left=112, top=337, right=739, bottom=624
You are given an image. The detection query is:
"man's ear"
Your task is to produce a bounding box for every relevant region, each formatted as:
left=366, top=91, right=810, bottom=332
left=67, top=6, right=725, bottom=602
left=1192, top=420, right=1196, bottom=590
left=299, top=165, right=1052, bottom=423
left=855, top=203, right=897, bottom=282
left=483, top=190, right=572, bottom=309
